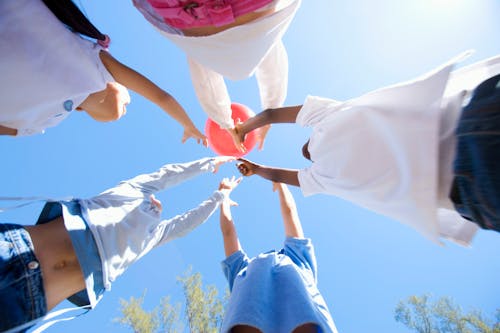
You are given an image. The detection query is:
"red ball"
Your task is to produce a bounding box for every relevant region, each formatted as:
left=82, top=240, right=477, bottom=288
left=205, top=103, right=258, bottom=157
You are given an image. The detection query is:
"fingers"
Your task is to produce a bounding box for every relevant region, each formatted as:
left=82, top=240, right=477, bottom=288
left=257, top=125, right=271, bottom=151
left=217, top=156, right=236, bottom=163
left=213, top=156, right=236, bottom=173
left=258, top=138, right=265, bottom=151
left=227, top=127, right=246, bottom=153
left=237, top=162, right=251, bottom=176
left=272, top=181, right=279, bottom=192
left=149, top=194, right=163, bottom=213
left=218, top=175, right=242, bottom=191
left=181, top=130, right=207, bottom=146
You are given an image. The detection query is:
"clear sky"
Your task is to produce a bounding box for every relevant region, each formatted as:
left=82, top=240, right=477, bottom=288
left=1, top=0, right=499, bottom=332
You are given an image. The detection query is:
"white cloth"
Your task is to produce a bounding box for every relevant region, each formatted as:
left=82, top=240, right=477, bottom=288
left=0, top=0, right=118, bottom=136
left=78, top=157, right=226, bottom=289
left=297, top=52, right=500, bottom=246
left=133, top=0, right=299, bottom=128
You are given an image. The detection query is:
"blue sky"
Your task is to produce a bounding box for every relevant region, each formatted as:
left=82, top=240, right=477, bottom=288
left=1, top=0, right=499, bottom=332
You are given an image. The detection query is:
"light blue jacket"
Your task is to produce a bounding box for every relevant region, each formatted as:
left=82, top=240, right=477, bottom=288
left=37, top=157, right=226, bottom=308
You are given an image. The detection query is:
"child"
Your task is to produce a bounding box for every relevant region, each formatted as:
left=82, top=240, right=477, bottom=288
left=0, top=156, right=237, bottom=332
left=219, top=181, right=338, bottom=333
left=133, top=0, right=302, bottom=151
left=0, top=0, right=205, bottom=145
left=235, top=52, right=500, bottom=246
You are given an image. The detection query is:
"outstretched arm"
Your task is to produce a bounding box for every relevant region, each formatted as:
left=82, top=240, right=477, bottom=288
left=273, top=182, right=304, bottom=238
left=235, top=105, right=302, bottom=144
left=99, top=51, right=206, bottom=145
left=187, top=58, right=246, bottom=152
left=219, top=177, right=242, bottom=257
left=102, top=156, right=234, bottom=200
left=157, top=176, right=241, bottom=246
left=237, top=158, right=300, bottom=187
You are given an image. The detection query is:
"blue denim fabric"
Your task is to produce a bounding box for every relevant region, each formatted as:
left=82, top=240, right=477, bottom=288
left=0, top=224, right=47, bottom=333
left=451, top=74, right=500, bottom=231
left=62, top=201, right=104, bottom=308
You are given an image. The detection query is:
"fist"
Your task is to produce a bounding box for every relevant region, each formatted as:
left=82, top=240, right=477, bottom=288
left=237, top=158, right=258, bottom=176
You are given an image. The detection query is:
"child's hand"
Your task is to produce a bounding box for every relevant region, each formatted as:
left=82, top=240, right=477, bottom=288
left=256, top=124, right=271, bottom=150
left=237, top=158, right=259, bottom=177
left=227, top=126, right=246, bottom=153
left=218, top=176, right=242, bottom=205
left=149, top=194, right=163, bottom=213
left=182, top=126, right=208, bottom=146
left=213, top=156, right=236, bottom=173
left=272, top=181, right=284, bottom=192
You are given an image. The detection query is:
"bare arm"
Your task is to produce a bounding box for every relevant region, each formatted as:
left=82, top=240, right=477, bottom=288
left=237, top=158, right=300, bottom=187
left=273, top=182, right=304, bottom=238
left=99, top=51, right=206, bottom=145
left=218, top=177, right=243, bottom=257
left=235, top=105, right=303, bottom=143
left=0, top=125, right=17, bottom=136
left=220, top=201, right=242, bottom=257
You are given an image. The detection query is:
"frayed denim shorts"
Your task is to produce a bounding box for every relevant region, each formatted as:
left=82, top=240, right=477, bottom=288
left=0, top=223, right=47, bottom=333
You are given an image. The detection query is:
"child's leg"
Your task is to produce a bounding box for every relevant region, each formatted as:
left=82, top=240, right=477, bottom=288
left=451, top=74, right=500, bottom=231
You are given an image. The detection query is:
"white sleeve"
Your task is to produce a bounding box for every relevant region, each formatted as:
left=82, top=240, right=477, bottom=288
left=255, top=39, right=288, bottom=109
left=187, top=57, right=234, bottom=129
left=296, top=95, right=343, bottom=127
left=437, top=208, right=479, bottom=246
left=156, top=190, right=227, bottom=245
left=99, top=157, right=216, bottom=199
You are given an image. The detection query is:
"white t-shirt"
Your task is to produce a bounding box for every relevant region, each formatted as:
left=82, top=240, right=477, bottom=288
left=133, top=0, right=300, bottom=128
left=0, top=0, right=118, bottom=136
left=133, top=0, right=299, bottom=79
left=297, top=52, right=500, bottom=246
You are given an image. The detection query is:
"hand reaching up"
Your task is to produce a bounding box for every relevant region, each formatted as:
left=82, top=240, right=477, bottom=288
left=213, top=156, right=236, bottom=173
left=218, top=176, right=242, bottom=205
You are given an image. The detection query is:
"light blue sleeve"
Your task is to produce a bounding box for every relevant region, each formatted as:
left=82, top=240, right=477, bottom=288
left=155, top=191, right=226, bottom=246
left=119, top=157, right=216, bottom=195
left=283, top=237, right=318, bottom=282
left=221, top=250, right=250, bottom=292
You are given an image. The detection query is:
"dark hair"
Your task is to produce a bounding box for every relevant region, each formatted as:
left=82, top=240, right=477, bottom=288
left=42, top=0, right=107, bottom=43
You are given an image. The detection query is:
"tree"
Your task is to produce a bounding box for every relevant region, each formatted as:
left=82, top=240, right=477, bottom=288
left=116, top=268, right=226, bottom=333
left=395, top=294, right=500, bottom=333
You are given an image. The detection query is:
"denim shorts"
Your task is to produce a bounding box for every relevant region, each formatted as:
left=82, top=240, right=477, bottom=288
left=451, top=74, right=500, bottom=231
left=0, top=223, right=47, bottom=333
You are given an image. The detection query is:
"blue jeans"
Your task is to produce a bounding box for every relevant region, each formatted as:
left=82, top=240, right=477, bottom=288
left=451, top=74, right=500, bottom=231
left=0, top=224, right=47, bottom=333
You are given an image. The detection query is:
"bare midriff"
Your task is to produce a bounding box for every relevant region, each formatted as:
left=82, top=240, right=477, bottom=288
left=181, top=7, right=275, bottom=37
left=26, top=217, right=85, bottom=310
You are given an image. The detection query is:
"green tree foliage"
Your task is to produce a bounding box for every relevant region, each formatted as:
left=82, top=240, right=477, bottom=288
left=116, top=268, right=226, bottom=333
left=395, top=294, right=500, bottom=333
